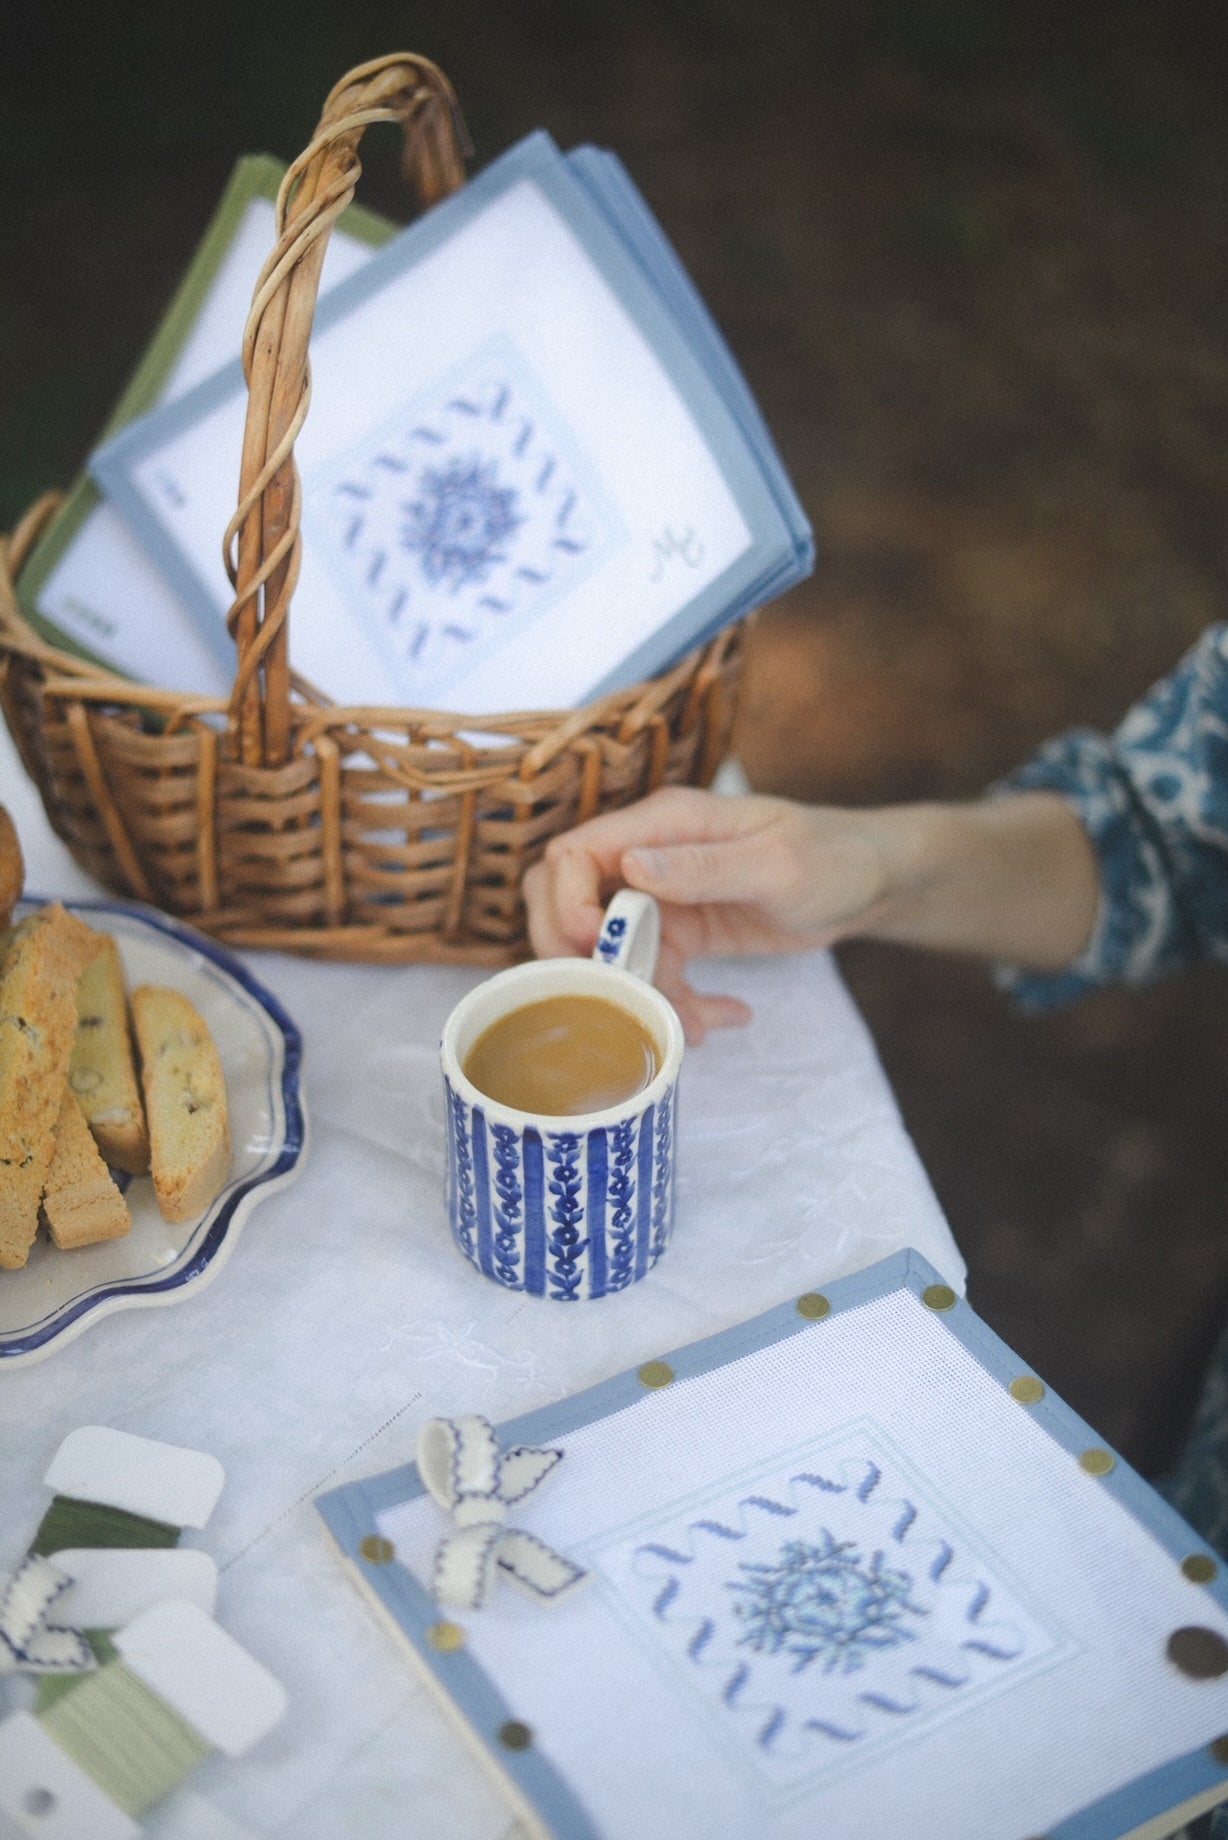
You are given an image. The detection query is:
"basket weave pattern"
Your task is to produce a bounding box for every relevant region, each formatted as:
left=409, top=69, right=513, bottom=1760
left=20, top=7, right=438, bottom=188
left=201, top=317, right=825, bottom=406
left=0, top=55, right=742, bottom=963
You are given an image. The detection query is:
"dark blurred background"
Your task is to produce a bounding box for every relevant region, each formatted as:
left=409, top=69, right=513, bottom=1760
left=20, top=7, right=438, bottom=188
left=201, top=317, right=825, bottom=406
left=3, top=1, right=1227, bottom=1475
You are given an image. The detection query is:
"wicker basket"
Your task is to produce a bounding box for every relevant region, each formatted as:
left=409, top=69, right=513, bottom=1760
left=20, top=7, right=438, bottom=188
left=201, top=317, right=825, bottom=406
left=0, top=53, right=743, bottom=965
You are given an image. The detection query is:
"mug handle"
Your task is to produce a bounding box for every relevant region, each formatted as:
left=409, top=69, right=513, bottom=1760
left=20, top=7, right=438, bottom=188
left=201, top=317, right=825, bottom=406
left=592, top=889, right=660, bottom=982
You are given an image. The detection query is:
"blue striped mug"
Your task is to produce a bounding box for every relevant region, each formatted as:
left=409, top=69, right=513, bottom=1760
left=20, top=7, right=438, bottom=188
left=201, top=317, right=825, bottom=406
left=440, top=892, right=684, bottom=1300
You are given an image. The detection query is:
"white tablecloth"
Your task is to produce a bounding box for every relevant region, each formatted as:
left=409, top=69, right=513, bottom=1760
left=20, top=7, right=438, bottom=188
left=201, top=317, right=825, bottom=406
left=0, top=725, right=964, bottom=1840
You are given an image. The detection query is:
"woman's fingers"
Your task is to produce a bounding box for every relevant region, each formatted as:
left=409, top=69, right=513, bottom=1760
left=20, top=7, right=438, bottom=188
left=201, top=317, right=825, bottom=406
left=654, top=939, right=753, bottom=1044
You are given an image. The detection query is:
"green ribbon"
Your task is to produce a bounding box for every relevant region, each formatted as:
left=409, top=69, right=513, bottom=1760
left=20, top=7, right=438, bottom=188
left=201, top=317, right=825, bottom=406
left=39, top=1658, right=210, bottom=1817
left=29, top=1496, right=180, bottom=1557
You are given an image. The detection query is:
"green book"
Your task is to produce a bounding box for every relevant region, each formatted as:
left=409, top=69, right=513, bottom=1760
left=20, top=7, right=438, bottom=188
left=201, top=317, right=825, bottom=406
left=17, top=153, right=394, bottom=693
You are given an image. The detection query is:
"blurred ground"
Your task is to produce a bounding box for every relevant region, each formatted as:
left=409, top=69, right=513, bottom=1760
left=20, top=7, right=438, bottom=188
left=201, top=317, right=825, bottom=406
left=3, top=1, right=1227, bottom=1474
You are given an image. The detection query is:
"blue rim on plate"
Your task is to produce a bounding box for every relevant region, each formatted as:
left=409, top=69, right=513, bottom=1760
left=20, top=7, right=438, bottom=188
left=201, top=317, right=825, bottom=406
left=1, top=895, right=306, bottom=1362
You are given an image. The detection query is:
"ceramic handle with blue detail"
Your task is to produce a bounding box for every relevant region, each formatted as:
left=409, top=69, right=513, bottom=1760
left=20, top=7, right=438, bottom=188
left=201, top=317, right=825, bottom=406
left=592, top=890, right=661, bottom=983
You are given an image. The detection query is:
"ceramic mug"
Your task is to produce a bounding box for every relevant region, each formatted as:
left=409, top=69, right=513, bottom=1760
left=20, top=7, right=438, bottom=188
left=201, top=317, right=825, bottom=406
left=440, top=891, right=684, bottom=1300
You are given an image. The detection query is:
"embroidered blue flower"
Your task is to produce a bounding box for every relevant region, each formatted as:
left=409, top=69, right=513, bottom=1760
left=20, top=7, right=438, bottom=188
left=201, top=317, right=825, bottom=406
left=729, top=1532, right=925, bottom=1675
left=401, top=455, right=522, bottom=591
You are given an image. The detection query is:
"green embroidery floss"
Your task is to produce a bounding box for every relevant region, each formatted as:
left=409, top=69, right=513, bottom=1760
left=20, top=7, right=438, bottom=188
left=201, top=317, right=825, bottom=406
left=39, top=1660, right=210, bottom=1817
left=28, top=1496, right=181, bottom=1556
left=35, top=1633, right=119, bottom=1714
left=36, top=1630, right=120, bottom=1714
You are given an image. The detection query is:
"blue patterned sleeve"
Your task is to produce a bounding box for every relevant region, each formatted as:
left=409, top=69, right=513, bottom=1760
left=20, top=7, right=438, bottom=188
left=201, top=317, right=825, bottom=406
left=993, top=624, right=1228, bottom=1009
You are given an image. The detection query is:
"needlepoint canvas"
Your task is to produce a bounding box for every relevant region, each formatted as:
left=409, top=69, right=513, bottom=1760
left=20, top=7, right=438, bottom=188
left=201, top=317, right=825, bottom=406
left=317, top=1250, right=1228, bottom=1840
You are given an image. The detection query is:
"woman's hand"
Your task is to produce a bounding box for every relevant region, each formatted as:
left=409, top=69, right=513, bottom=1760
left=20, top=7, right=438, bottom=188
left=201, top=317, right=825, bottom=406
left=523, top=784, right=1100, bottom=1044
left=523, top=787, right=902, bottom=1041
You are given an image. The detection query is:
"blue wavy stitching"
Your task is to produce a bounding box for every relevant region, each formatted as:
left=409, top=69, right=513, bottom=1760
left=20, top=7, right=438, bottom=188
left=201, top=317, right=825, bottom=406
left=910, top=1665, right=968, bottom=1688
left=791, top=1472, right=847, bottom=1495
left=960, top=1637, right=1022, bottom=1661
left=803, top=1718, right=864, bottom=1742
left=891, top=1501, right=918, bottom=1541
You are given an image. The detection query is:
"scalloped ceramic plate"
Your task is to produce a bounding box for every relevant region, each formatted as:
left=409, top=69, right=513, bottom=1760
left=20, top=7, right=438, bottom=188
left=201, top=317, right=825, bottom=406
left=0, top=897, right=306, bottom=1365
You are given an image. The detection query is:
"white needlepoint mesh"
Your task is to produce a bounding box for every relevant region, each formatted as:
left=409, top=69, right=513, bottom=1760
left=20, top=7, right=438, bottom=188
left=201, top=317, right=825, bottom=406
left=379, top=1287, right=1228, bottom=1840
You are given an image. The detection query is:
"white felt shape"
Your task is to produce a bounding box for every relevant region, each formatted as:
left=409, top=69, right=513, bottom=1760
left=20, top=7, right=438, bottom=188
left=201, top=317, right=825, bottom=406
left=418, top=1415, right=501, bottom=1511
left=115, top=1599, right=286, bottom=1757
left=416, top=1416, right=583, bottom=1610
left=0, top=1556, right=93, bottom=1675
left=45, top=1426, right=224, bottom=1529
left=499, top=1445, right=565, bottom=1507
left=52, top=1548, right=218, bottom=1627
left=0, top=1709, right=140, bottom=1840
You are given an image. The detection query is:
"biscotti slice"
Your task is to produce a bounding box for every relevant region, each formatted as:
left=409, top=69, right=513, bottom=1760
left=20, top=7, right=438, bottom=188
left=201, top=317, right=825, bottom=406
left=132, top=986, right=231, bottom=1224
left=0, top=803, right=23, bottom=930
left=70, top=934, right=150, bottom=1175
left=0, top=903, right=102, bottom=1268
left=42, top=1085, right=132, bottom=1249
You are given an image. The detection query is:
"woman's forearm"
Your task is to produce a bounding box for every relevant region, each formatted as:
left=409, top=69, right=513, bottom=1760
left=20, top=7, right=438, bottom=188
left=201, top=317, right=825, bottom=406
left=855, top=792, right=1101, bottom=970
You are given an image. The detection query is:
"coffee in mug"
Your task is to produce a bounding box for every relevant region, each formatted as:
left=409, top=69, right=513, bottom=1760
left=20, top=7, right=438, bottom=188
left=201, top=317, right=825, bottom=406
left=439, top=889, right=685, bottom=1300
left=462, top=993, right=660, bottom=1116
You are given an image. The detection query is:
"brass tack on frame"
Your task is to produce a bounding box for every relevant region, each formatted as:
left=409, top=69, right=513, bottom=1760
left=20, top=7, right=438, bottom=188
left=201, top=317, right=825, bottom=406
left=1078, top=1448, right=1115, bottom=1477
left=1167, top=1626, right=1228, bottom=1680
left=499, top=1720, right=533, bottom=1751
left=921, top=1284, right=957, bottom=1312
left=359, top=1534, right=396, bottom=1565
left=638, top=1360, right=675, bottom=1389
left=1211, top=1734, right=1228, bottom=1767
left=1009, top=1376, right=1045, bottom=1405
left=1182, top=1554, right=1219, bottom=1585
left=796, top=1292, right=831, bottom=1320
left=428, top=1622, right=465, bottom=1653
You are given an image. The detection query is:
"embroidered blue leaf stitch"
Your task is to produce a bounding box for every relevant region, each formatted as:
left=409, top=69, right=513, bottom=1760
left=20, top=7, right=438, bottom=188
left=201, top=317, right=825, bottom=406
left=491, top=1122, right=523, bottom=1287
left=448, top=1087, right=477, bottom=1259
left=545, top=1131, right=587, bottom=1300
left=649, top=1088, right=674, bottom=1265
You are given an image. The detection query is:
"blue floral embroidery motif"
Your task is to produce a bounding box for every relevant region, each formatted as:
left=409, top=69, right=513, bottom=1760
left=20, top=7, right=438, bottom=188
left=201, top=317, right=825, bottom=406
left=545, top=1131, right=588, bottom=1300
left=491, top=1123, right=523, bottom=1287
left=605, top=1119, right=638, bottom=1291
left=448, top=1088, right=477, bottom=1260
left=401, top=455, right=522, bottom=591
left=729, top=1533, right=925, bottom=1676
left=318, top=355, right=608, bottom=699
left=649, top=1088, right=673, bottom=1265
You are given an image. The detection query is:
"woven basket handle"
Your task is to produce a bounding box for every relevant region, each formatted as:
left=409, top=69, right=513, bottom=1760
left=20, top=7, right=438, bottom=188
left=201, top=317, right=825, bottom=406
left=223, top=54, right=470, bottom=766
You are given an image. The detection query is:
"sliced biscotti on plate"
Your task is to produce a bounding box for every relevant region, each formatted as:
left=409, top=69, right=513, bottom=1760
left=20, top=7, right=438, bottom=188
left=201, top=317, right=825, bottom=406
left=132, top=985, right=232, bottom=1224
left=0, top=804, right=23, bottom=931
left=0, top=903, right=104, bottom=1268
left=42, top=1086, right=132, bottom=1249
left=70, top=933, right=150, bottom=1175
